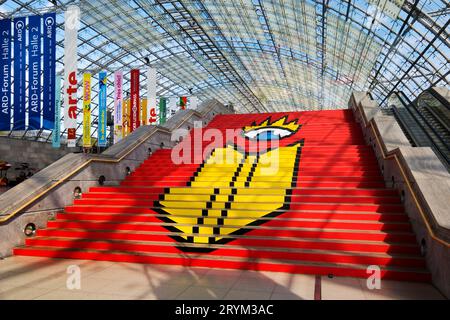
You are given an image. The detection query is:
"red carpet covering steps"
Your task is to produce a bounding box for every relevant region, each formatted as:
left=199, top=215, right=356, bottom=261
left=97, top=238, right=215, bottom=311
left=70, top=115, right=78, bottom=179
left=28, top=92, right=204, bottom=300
left=14, top=110, right=430, bottom=281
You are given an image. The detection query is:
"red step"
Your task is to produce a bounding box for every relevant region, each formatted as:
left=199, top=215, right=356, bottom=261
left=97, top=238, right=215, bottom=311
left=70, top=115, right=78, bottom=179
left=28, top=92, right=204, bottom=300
left=126, top=171, right=384, bottom=180
left=296, top=181, right=386, bottom=188
left=88, top=186, right=166, bottom=193
left=65, top=202, right=404, bottom=214
left=75, top=195, right=401, bottom=205
left=288, top=203, right=404, bottom=213
left=120, top=181, right=189, bottom=187
left=12, top=247, right=430, bottom=282
left=35, top=228, right=418, bottom=246
left=23, top=238, right=425, bottom=268
left=53, top=213, right=410, bottom=232
left=86, top=187, right=398, bottom=197
left=60, top=210, right=408, bottom=223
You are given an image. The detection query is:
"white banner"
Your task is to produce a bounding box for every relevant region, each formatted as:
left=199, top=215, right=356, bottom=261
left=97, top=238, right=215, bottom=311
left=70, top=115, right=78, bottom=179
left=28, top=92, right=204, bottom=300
left=63, top=5, right=80, bottom=147
left=147, top=68, right=157, bottom=125
left=114, top=71, right=123, bottom=143
left=167, top=97, right=177, bottom=119
left=190, top=96, right=198, bottom=110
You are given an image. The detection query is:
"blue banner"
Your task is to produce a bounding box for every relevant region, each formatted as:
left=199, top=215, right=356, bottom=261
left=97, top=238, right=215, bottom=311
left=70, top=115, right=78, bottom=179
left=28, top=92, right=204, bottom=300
left=98, top=71, right=107, bottom=147
left=13, top=17, right=26, bottom=130
left=52, top=75, right=61, bottom=148
left=42, top=12, right=56, bottom=130
left=28, top=15, right=41, bottom=130
left=0, top=19, right=11, bottom=131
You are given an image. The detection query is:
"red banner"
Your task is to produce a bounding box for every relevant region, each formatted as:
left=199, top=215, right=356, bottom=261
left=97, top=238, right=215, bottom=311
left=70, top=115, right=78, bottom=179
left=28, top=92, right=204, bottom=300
left=180, top=96, right=187, bottom=110
left=130, top=69, right=140, bottom=132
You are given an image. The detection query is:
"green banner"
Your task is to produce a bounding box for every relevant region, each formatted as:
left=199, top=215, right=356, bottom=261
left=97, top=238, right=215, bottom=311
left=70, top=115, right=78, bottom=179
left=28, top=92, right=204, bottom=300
left=159, top=97, right=167, bottom=125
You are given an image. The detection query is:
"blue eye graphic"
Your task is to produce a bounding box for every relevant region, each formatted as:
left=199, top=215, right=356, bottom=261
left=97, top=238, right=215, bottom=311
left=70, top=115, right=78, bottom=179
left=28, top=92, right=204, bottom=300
left=244, top=127, right=294, bottom=140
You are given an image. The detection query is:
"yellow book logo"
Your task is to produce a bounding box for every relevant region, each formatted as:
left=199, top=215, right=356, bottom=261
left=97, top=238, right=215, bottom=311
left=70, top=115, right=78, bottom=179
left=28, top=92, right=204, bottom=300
left=154, top=116, right=303, bottom=249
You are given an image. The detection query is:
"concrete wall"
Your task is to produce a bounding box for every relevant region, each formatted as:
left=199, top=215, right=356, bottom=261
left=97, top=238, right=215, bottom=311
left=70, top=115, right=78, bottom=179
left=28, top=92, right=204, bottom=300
left=0, top=137, right=78, bottom=180
left=0, top=99, right=232, bottom=258
left=349, top=92, right=450, bottom=298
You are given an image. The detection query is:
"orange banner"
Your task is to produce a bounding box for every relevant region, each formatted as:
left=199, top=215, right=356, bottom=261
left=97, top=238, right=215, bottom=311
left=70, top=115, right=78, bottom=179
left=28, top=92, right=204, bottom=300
left=141, top=98, right=148, bottom=126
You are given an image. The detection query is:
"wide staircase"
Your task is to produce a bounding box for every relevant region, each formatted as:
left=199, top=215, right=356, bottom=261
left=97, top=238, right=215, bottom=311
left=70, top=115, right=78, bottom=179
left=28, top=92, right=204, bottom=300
left=14, top=109, right=430, bottom=281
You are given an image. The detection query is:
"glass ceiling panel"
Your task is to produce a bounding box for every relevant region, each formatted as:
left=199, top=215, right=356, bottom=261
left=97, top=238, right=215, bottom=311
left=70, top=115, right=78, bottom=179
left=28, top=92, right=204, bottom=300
left=0, top=0, right=448, bottom=143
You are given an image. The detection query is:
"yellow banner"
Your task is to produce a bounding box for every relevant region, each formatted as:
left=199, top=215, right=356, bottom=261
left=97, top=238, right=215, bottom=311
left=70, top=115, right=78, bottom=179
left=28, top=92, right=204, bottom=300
left=82, top=73, right=92, bottom=147
left=122, top=99, right=130, bottom=137
left=141, top=98, right=148, bottom=126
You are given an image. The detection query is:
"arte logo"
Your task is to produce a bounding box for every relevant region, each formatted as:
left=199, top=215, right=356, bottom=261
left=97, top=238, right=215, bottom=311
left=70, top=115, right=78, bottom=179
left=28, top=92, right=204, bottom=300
left=66, top=71, right=77, bottom=120
left=156, top=116, right=303, bottom=250
left=149, top=108, right=157, bottom=124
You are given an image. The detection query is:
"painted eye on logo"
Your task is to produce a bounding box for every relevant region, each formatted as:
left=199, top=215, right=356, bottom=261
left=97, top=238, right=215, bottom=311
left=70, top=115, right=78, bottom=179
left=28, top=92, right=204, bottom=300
left=242, top=116, right=300, bottom=141
left=243, top=127, right=294, bottom=140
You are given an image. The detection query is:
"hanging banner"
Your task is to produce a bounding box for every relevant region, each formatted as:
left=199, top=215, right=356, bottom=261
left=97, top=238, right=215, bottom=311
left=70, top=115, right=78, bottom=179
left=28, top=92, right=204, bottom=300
left=141, top=98, right=148, bottom=125
left=190, top=96, right=198, bottom=110
left=122, top=99, right=129, bottom=137
left=128, top=98, right=132, bottom=135
left=159, top=97, right=167, bottom=125
left=64, top=5, right=80, bottom=147
left=147, top=68, right=156, bottom=125
left=180, top=96, right=187, bottom=110
left=130, top=69, right=140, bottom=132
left=0, top=19, right=11, bottom=131
left=113, top=71, right=123, bottom=144
left=149, top=106, right=157, bottom=124
left=52, top=75, right=62, bottom=148
left=28, top=15, right=42, bottom=130
left=98, top=71, right=107, bottom=147
left=168, top=97, right=177, bottom=118
left=13, top=17, right=26, bottom=130
left=82, top=73, right=91, bottom=148
left=42, top=12, right=56, bottom=130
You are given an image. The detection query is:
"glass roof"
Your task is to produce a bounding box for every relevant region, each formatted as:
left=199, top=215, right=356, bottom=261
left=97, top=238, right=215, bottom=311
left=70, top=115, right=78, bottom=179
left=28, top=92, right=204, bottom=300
left=0, top=0, right=448, bottom=143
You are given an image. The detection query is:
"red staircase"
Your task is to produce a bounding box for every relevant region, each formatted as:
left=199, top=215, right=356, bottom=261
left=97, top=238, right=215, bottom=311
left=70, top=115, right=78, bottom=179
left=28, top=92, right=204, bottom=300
left=13, top=110, right=430, bottom=282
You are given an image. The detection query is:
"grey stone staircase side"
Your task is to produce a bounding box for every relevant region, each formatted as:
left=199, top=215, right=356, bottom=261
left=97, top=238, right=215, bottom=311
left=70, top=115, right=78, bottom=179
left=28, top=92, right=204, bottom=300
left=350, top=91, right=450, bottom=298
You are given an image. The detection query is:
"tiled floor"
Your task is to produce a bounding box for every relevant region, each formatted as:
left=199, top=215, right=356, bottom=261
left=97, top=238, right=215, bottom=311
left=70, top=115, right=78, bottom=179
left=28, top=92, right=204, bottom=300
left=0, top=256, right=445, bottom=300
